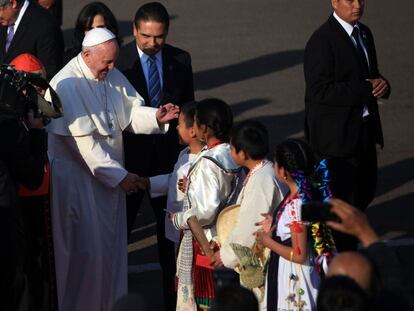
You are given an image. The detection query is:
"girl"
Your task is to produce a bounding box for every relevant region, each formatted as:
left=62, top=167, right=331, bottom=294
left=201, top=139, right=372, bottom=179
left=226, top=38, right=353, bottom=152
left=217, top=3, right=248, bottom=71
left=172, top=98, right=242, bottom=310
left=255, top=139, right=335, bottom=311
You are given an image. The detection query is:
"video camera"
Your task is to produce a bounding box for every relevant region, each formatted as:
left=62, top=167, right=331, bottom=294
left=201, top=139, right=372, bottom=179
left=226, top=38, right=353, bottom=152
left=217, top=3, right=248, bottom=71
left=0, top=64, right=62, bottom=123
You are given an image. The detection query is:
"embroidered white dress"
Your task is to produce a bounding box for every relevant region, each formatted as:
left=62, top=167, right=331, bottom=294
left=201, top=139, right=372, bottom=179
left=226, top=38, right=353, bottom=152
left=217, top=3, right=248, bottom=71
left=276, top=197, right=320, bottom=311
left=46, top=54, right=167, bottom=311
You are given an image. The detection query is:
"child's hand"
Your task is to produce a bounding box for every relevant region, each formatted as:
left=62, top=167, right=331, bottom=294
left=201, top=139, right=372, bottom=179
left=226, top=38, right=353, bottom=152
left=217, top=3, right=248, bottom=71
left=167, top=211, right=174, bottom=221
left=255, top=213, right=273, bottom=233
left=210, top=251, right=223, bottom=268
left=177, top=176, right=188, bottom=193
left=253, top=225, right=275, bottom=248
left=136, top=177, right=150, bottom=190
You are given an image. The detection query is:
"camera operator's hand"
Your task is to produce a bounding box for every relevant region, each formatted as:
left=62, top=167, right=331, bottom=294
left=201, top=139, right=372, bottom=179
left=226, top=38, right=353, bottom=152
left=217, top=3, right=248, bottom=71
left=27, top=109, right=45, bottom=129
left=326, top=198, right=380, bottom=248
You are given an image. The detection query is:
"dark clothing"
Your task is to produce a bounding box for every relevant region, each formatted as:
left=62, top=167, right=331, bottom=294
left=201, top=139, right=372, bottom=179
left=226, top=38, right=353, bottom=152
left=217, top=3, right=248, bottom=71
left=117, top=42, right=194, bottom=178
left=304, top=15, right=389, bottom=157
left=0, top=119, right=46, bottom=190
left=304, top=15, right=390, bottom=251
left=0, top=1, right=64, bottom=80
left=362, top=242, right=414, bottom=310
left=266, top=196, right=291, bottom=311
left=117, top=41, right=194, bottom=311
left=0, top=118, right=46, bottom=310
left=39, top=0, right=63, bottom=26
left=126, top=193, right=177, bottom=310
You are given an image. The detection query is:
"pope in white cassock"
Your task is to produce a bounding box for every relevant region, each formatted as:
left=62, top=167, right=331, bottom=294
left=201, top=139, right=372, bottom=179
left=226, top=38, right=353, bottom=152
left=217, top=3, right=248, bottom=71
left=45, top=28, right=179, bottom=311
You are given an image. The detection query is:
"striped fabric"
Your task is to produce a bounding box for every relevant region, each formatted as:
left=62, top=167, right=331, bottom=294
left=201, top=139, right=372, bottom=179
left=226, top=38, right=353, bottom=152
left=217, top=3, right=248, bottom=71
left=147, top=56, right=162, bottom=107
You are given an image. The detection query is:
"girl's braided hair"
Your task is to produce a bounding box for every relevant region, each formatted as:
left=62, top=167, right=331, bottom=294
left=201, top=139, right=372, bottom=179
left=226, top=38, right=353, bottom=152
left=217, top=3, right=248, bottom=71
left=274, top=139, right=336, bottom=274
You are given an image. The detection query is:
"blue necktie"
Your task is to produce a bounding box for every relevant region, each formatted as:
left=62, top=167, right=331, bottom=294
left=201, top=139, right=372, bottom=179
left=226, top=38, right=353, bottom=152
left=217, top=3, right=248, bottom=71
left=147, top=56, right=162, bottom=107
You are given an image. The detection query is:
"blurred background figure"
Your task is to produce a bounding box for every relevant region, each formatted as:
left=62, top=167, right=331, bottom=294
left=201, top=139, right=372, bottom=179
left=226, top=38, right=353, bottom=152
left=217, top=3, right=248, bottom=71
left=317, top=275, right=370, bottom=311
left=325, top=198, right=414, bottom=310
left=0, top=0, right=63, bottom=79
left=64, top=1, right=120, bottom=64
left=37, top=0, right=62, bottom=26
left=10, top=53, right=55, bottom=310
left=0, top=52, right=55, bottom=310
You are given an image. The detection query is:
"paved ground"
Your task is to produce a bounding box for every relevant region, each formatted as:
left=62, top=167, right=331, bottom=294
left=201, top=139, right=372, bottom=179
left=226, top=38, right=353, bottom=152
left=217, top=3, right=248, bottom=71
left=61, top=1, right=414, bottom=309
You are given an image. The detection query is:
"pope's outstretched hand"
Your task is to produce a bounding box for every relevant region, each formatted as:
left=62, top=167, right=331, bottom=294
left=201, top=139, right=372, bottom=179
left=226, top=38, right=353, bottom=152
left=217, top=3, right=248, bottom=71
left=156, top=103, right=180, bottom=125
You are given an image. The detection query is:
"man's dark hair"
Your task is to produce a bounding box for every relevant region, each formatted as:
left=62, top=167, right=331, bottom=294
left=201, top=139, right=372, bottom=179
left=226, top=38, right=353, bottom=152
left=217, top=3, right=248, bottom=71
left=134, top=2, right=169, bottom=31
left=180, top=101, right=197, bottom=128
left=230, top=120, right=269, bottom=160
left=212, top=284, right=258, bottom=311
left=317, top=276, right=371, bottom=311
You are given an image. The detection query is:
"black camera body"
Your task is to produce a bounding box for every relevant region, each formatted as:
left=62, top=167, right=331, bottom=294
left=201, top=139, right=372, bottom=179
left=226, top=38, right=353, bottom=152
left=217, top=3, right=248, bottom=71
left=0, top=65, right=62, bottom=122
left=301, top=201, right=339, bottom=222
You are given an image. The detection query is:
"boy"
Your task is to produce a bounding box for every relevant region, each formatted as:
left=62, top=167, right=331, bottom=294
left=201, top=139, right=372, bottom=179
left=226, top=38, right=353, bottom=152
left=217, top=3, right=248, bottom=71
left=210, top=120, right=285, bottom=309
left=137, top=101, right=204, bottom=247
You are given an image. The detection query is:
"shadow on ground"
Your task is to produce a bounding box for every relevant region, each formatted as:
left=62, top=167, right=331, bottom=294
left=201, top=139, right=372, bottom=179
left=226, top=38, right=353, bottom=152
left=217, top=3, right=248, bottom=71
left=376, top=157, right=414, bottom=197
left=194, top=50, right=304, bottom=91
left=367, top=192, right=414, bottom=236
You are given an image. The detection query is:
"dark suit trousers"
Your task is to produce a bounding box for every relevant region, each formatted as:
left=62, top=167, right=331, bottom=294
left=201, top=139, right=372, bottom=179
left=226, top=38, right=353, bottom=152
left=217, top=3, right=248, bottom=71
left=326, top=118, right=378, bottom=251
left=126, top=192, right=177, bottom=311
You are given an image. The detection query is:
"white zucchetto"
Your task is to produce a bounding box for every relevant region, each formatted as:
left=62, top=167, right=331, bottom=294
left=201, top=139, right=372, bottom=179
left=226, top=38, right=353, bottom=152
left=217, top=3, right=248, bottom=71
left=82, top=28, right=116, bottom=47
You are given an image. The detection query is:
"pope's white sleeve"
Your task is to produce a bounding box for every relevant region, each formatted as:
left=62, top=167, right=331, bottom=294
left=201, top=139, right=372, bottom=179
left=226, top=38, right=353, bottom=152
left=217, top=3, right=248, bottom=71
left=129, top=105, right=169, bottom=134
left=122, top=87, right=169, bottom=135
left=63, top=135, right=127, bottom=188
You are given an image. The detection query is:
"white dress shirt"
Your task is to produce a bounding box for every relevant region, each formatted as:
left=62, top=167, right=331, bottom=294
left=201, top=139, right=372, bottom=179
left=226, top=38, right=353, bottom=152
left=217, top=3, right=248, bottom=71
left=333, top=12, right=371, bottom=117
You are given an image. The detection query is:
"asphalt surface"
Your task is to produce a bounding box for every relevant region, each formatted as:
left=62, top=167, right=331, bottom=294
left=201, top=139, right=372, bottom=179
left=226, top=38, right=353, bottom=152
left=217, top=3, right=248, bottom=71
left=61, top=1, right=414, bottom=309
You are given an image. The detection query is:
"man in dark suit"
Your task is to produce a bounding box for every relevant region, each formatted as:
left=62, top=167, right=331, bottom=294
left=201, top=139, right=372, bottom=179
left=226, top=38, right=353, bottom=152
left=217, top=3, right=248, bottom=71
left=304, top=0, right=390, bottom=251
left=37, top=0, right=62, bottom=26
left=0, top=0, right=63, bottom=79
left=116, top=2, right=194, bottom=310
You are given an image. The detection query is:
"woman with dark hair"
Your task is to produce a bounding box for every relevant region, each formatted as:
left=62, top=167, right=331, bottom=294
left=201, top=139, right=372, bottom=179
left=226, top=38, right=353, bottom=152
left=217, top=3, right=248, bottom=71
left=64, top=1, right=120, bottom=64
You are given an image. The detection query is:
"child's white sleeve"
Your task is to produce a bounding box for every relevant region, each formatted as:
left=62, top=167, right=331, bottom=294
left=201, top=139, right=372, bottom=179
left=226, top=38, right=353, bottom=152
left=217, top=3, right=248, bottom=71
left=149, top=174, right=169, bottom=198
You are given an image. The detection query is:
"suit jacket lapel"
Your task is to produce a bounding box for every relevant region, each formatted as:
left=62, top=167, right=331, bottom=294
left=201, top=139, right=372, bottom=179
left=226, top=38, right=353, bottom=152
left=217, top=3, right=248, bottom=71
left=0, top=27, right=6, bottom=59
left=329, top=15, right=367, bottom=75
left=359, top=28, right=374, bottom=75
left=161, top=47, right=173, bottom=104
left=134, top=59, right=150, bottom=104
left=6, top=2, right=32, bottom=58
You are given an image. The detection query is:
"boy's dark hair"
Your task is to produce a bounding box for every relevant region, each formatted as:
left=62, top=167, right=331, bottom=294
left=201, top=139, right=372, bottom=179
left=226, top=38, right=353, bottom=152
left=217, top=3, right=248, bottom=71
left=230, top=120, right=269, bottom=160
left=195, top=98, right=233, bottom=142
left=317, top=276, right=371, bottom=311
left=134, top=2, right=169, bottom=31
left=180, top=101, right=197, bottom=128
